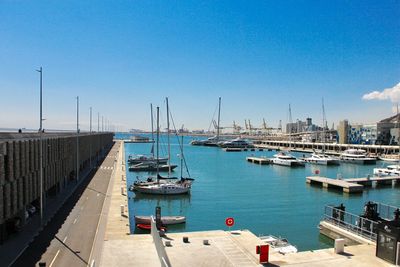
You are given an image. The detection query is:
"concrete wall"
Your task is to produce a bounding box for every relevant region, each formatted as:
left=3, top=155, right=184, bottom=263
left=0, top=132, right=113, bottom=240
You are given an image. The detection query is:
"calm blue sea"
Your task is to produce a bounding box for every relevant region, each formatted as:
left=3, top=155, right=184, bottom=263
left=116, top=133, right=400, bottom=251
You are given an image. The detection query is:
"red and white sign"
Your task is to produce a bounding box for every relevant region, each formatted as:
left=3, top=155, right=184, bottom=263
left=225, top=217, right=235, bottom=227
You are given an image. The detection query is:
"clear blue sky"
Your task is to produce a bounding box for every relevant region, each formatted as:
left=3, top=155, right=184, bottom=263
left=1, top=1, right=399, bottom=131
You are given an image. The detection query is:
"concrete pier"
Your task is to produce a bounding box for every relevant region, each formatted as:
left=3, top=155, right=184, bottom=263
left=306, top=176, right=363, bottom=193
left=307, top=176, right=400, bottom=193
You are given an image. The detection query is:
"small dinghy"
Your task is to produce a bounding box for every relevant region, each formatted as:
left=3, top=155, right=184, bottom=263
left=136, top=223, right=167, bottom=231
left=135, top=215, right=186, bottom=225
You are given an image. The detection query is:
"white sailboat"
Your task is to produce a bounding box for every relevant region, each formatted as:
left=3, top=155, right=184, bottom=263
left=190, top=97, right=225, bottom=146
left=304, top=99, right=339, bottom=165
left=272, top=104, right=305, bottom=167
left=134, top=106, right=191, bottom=195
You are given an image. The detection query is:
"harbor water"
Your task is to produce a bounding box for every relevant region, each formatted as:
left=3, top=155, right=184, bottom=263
left=118, top=133, right=400, bottom=251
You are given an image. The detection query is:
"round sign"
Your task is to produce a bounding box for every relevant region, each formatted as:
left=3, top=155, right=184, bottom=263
left=225, top=217, right=235, bottom=227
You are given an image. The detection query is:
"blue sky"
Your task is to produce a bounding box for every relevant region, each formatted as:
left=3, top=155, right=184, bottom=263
left=1, top=1, right=399, bottom=131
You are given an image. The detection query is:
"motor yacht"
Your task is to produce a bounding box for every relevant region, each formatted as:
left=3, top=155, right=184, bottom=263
left=272, top=152, right=305, bottom=167
left=340, top=149, right=376, bottom=164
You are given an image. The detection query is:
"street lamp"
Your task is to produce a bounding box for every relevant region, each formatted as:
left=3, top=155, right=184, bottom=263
left=76, top=96, right=79, bottom=182
left=36, top=67, right=44, bottom=225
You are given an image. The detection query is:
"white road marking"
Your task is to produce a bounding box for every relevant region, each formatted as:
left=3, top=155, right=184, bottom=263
left=63, top=236, right=68, bottom=243
left=97, top=193, right=100, bottom=197
left=49, top=249, right=60, bottom=267
left=73, top=218, right=77, bottom=224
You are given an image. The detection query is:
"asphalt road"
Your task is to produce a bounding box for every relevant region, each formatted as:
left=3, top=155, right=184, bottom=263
left=12, top=144, right=119, bottom=267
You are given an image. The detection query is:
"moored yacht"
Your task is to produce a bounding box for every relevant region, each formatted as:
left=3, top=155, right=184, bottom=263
left=219, top=138, right=254, bottom=149
left=128, top=154, right=168, bottom=165
left=340, top=149, right=376, bottom=164
left=272, top=152, right=305, bottom=167
left=134, top=182, right=191, bottom=195
left=304, top=151, right=339, bottom=165
left=373, top=164, right=400, bottom=177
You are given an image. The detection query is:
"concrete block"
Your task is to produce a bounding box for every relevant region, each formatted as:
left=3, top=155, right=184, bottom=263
left=334, top=238, right=345, bottom=254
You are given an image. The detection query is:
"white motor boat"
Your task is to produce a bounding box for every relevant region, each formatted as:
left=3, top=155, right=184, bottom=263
left=134, top=215, right=186, bottom=225
left=304, top=152, right=340, bottom=165
left=272, top=152, right=305, bottom=167
left=259, top=235, right=298, bottom=254
left=373, top=164, right=400, bottom=177
left=340, top=149, right=376, bottom=164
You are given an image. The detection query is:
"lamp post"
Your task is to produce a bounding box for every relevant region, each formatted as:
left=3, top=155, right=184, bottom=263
left=76, top=96, right=79, bottom=182
left=89, top=107, right=92, bottom=168
left=36, top=67, right=44, bottom=225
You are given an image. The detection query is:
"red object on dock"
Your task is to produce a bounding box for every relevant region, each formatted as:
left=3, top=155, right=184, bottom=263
left=225, top=217, right=235, bottom=227
left=136, top=224, right=167, bottom=231
left=256, top=244, right=269, bottom=264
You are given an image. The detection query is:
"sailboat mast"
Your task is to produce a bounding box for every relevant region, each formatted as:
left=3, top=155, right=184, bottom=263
left=181, top=135, right=184, bottom=179
left=322, top=98, right=326, bottom=153
left=156, top=106, right=160, bottom=180
left=289, top=104, right=292, bottom=150
left=166, top=97, right=171, bottom=176
left=150, top=103, right=154, bottom=157
left=217, top=97, right=221, bottom=141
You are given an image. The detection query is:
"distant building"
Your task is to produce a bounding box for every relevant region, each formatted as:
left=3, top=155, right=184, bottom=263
left=377, top=114, right=399, bottom=145
left=286, top=118, right=318, bottom=133
left=337, top=120, right=349, bottom=144
left=337, top=115, right=399, bottom=145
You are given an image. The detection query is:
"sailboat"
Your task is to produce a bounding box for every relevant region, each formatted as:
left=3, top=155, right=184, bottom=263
left=272, top=104, right=305, bottom=167
left=190, top=97, right=225, bottom=146
left=128, top=104, right=168, bottom=165
left=304, top=99, right=339, bottom=165
left=134, top=106, right=191, bottom=195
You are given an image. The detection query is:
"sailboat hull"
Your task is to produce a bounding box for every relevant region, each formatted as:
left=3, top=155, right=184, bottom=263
left=135, top=184, right=190, bottom=195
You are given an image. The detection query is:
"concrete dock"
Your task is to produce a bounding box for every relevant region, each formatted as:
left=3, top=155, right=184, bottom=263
left=306, top=176, right=364, bottom=193
left=306, top=176, right=400, bottom=193
left=246, top=156, right=271, bottom=165
left=99, top=229, right=391, bottom=266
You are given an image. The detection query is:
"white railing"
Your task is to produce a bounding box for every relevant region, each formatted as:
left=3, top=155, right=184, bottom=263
left=150, top=216, right=171, bottom=267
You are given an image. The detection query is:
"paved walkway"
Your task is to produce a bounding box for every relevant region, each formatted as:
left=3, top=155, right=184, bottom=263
left=103, top=141, right=130, bottom=241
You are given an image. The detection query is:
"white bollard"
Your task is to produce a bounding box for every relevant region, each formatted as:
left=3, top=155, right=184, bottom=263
left=334, top=238, right=345, bottom=254
left=121, top=186, right=124, bottom=195
left=121, top=205, right=124, bottom=216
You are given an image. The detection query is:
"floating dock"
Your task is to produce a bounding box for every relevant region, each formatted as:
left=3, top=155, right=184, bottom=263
left=246, top=156, right=271, bottom=165
left=223, top=148, right=263, bottom=152
left=306, top=176, right=363, bottom=193
left=306, top=176, right=400, bottom=193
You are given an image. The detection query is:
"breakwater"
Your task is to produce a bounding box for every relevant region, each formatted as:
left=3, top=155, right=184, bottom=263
left=0, top=132, right=113, bottom=243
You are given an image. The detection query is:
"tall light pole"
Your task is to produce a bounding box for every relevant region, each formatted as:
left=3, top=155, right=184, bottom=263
left=97, top=112, right=100, bottom=132
left=102, top=116, right=104, bottom=132
left=36, top=67, right=44, bottom=225
left=76, top=96, right=79, bottom=182
left=89, top=107, right=92, bottom=168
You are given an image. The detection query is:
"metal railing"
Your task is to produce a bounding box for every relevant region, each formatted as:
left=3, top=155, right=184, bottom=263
left=323, top=205, right=378, bottom=241
left=376, top=202, right=399, bottom=221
